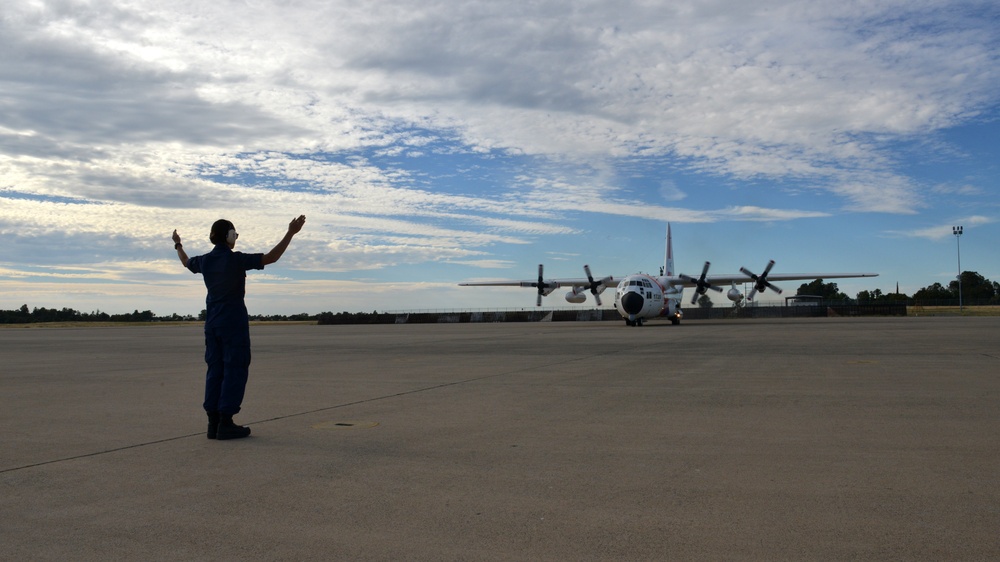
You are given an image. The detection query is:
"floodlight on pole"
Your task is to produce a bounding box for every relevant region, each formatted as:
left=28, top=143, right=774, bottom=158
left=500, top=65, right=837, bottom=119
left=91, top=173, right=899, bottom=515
left=953, top=226, right=963, bottom=310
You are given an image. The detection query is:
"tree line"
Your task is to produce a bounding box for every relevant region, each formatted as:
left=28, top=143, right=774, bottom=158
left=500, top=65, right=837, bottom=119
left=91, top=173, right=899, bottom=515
left=0, top=305, right=324, bottom=324
left=0, top=305, right=178, bottom=324
left=693, top=271, right=999, bottom=308
left=4, top=270, right=997, bottom=323
left=795, top=271, right=999, bottom=305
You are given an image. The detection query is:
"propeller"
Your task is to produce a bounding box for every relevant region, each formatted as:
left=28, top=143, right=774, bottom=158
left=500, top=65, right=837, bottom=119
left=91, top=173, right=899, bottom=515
left=532, top=264, right=555, bottom=306
left=679, top=261, right=723, bottom=305
left=572, top=264, right=614, bottom=306
left=739, top=260, right=782, bottom=301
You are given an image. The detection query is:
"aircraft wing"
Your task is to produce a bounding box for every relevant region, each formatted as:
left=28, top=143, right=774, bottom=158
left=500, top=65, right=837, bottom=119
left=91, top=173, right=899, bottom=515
left=671, top=259, right=878, bottom=301
left=459, top=264, right=617, bottom=306
left=693, top=272, right=880, bottom=285
left=458, top=278, right=600, bottom=288
left=669, top=259, right=878, bottom=302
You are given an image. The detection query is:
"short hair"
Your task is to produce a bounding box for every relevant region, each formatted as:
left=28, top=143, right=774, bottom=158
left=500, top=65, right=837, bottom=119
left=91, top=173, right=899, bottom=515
left=209, top=219, right=235, bottom=245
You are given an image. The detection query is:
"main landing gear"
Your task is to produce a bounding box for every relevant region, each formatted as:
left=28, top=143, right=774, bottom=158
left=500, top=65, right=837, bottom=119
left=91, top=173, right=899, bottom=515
left=625, top=318, right=644, bottom=327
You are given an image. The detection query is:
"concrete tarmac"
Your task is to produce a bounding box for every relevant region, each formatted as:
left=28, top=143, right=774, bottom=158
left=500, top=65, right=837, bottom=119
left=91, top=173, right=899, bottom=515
left=1, top=317, right=998, bottom=561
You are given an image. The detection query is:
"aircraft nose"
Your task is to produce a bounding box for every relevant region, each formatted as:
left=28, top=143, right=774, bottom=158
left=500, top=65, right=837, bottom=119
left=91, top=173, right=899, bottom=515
left=621, top=291, right=644, bottom=315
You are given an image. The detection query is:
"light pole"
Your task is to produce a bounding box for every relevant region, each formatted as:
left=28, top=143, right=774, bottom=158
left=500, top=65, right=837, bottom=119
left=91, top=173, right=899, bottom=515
left=953, top=226, right=963, bottom=310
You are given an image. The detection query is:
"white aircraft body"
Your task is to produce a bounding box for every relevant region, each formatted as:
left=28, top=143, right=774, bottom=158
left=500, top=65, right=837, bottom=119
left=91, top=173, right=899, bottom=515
left=459, top=224, right=879, bottom=326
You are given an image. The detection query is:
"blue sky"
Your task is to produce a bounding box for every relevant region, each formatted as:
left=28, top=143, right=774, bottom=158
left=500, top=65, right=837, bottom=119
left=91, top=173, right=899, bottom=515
left=1, top=0, right=998, bottom=315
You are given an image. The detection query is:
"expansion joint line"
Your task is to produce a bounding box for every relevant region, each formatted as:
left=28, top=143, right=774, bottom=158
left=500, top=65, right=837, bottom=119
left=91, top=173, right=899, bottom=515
left=255, top=345, right=633, bottom=424
left=0, top=346, right=631, bottom=474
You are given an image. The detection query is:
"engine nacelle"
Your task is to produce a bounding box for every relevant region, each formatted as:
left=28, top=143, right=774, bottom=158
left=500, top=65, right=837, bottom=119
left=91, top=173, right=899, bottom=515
left=565, top=291, right=586, bottom=304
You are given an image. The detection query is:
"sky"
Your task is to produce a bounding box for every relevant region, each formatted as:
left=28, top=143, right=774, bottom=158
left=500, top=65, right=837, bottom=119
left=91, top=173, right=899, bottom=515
left=1, top=0, right=998, bottom=316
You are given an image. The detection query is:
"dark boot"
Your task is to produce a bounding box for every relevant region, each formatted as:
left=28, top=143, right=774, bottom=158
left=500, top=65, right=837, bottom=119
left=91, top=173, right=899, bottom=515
left=216, top=416, right=251, bottom=440
left=207, top=411, right=220, bottom=440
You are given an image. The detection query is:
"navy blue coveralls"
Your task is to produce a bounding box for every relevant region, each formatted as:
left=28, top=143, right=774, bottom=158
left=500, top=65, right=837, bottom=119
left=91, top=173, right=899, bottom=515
left=186, top=245, right=264, bottom=416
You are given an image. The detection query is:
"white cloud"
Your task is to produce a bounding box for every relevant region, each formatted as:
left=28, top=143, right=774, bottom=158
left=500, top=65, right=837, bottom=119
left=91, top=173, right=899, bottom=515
left=885, top=216, right=996, bottom=240
left=659, top=180, right=687, bottom=202
left=446, top=259, right=518, bottom=270
left=7, top=2, right=995, bottom=198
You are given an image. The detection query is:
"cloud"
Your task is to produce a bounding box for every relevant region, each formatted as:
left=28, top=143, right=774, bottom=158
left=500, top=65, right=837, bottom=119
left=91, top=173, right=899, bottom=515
left=6, top=2, right=995, bottom=197
left=885, top=216, right=996, bottom=240
left=446, top=259, right=518, bottom=269
left=931, top=183, right=986, bottom=197
left=659, top=180, right=687, bottom=202
left=714, top=206, right=830, bottom=221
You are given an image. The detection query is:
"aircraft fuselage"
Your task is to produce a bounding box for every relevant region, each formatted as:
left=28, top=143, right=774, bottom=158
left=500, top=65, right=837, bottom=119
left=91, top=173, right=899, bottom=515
left=614, top=274, right=683, bottom=326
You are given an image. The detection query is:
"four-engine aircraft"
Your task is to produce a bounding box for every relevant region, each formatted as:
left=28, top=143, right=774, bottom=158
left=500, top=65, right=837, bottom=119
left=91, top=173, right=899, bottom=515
left=459, top=224, right=879, bottom=326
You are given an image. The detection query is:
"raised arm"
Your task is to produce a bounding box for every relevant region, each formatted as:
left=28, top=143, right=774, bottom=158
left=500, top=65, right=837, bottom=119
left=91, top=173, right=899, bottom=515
left=262, top=215, right=306, bottom=266
left=172, top=230, right=189, bottom=268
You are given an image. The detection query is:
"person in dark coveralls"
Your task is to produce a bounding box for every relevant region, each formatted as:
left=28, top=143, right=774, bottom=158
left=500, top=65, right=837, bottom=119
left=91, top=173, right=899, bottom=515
left=172, top=215, right=306, bottom=440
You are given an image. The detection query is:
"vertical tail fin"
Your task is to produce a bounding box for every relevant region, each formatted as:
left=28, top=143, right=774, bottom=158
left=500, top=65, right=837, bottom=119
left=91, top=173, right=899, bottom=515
left=664, top=223, right=674, bottom=277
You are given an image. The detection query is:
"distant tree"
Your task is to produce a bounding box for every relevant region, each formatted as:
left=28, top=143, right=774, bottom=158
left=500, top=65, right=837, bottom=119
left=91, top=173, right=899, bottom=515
left=89, top=310, right=111, bottom=321
left=856, top=289, right=883, bottom=302
left=796, top=279, right=847, bottom=300
left=697, top=294, right=713, bottom=309
left=913, top=282, right=953, bottom=301
left=856, top=288, right=911, bottom=303
left=0, top=305, right=32, bottom=323
left=885, top=292, right=910, bottom=303
left=951, top=271, right=997, bottom=302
